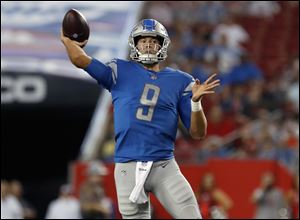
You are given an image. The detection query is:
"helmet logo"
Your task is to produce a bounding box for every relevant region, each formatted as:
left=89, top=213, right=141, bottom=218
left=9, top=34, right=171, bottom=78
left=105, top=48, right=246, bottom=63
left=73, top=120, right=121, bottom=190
left=142, top=19, right=156, bottom=31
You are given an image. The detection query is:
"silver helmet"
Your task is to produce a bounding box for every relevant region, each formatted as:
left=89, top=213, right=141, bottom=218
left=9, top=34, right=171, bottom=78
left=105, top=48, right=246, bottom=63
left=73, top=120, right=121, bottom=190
left=129, top=19, right=171, bottom=64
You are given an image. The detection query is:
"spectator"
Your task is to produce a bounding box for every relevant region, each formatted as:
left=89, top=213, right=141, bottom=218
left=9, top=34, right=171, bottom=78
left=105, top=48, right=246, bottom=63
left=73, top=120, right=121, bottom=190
left=196, top=136, right=229, bottom=163
left=251, top=172, right=286, bottom=219
left=10, top=180, right=37, bottom=219
left=246, top=1, right=281, bottom=18
left=286, top=174, right=299, bottom=219
left=145, top=2, right=174, bottom=29
left=192, top=58, right=219, bottom=86
left=257, top=128, right=277, bottom=161
left=197, top=1, right=228, bottom=25
left=101, top=113, right=115, bottom=163
left=205, top=33, right=242, bottom=74
left=286, top=57, right=299, bottom=112
left=197, top=173, right=233, bottom=219
left=45, top=184, right=81, bottom=219
left=212, top=15, right=249, bottom=51
left=227, top=53, right=264, bottom=85
left=224, top=1, right=248, bottom=16
left=172, top=1, right=200, bottom=25
left=206, top=105, right=238, bottom=137
left=236, top=124, right=259, bottom=159
left=1, top=180, right=24, bottom=219
left=261, top=78, right=286, bottom=112
left=80, top=161, right=114, bottom=219
left=242, top=81, right=264, bottom=119
left=275, top=120, right=299, bottom=171
left=182, top=34, right=208, bottom=60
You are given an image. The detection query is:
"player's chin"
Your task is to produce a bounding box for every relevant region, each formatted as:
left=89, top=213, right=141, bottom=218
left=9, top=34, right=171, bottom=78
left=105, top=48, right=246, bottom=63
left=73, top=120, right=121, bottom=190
left=141, top=50, right=158, bottom=55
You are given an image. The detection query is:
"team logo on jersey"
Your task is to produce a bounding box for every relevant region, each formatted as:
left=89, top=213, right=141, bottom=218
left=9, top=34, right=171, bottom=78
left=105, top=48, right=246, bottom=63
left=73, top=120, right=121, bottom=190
left=161, top=163, right=168, bottom=168
left=151, top=74, right=157, bottom=80
left=121, top=170, right=127, bottom=176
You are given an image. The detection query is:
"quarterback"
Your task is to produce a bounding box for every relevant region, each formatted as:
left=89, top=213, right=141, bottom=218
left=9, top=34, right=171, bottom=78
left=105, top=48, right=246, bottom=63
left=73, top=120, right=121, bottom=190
left=61, top=19, right=220, bottom=219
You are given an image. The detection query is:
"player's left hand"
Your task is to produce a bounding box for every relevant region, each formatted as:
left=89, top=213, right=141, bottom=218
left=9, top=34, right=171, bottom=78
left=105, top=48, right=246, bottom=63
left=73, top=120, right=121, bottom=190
left=191, top=74, right=220, bottom=102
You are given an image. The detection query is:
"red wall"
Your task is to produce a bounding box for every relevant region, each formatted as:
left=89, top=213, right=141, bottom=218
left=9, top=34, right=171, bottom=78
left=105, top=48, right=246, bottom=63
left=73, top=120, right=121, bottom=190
left=70, top=159, right=293, bottom=219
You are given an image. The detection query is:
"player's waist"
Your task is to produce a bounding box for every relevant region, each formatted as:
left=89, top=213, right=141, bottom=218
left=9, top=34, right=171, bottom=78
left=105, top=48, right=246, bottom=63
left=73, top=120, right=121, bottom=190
left=114, top=154, right=174, bottom=163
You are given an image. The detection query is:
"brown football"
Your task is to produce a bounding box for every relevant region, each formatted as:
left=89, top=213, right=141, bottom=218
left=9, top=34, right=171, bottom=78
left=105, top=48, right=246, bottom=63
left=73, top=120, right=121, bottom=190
left=62, top=9, right=90, bottom=47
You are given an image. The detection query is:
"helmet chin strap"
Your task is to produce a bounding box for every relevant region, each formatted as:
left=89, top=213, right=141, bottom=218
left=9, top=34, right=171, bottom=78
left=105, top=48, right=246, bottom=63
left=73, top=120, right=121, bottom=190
left=138, top=61, right=159, bottom=66
left=138, top=54, right=158, bottom=64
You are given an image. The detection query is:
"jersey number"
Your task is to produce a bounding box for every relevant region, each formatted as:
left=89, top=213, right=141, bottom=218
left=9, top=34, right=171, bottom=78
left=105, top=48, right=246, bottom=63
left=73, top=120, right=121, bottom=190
left=136, top=84, right=160, bottom=122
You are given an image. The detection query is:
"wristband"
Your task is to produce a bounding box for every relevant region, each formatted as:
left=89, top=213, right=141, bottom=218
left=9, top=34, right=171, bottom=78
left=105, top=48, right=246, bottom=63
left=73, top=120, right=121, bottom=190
left=191, top=99, right=203, bottom=112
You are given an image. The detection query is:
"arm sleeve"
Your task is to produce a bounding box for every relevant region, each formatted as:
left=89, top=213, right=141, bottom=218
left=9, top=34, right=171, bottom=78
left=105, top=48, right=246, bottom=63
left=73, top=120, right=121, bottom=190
left=84, top=58, right=117, bottom=91
left=178, top=80, right=194, bottom=130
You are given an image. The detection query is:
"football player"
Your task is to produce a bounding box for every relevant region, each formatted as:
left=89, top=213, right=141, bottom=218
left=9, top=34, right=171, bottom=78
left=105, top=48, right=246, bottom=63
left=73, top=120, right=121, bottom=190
left=61, top=19, right=220, bottom=219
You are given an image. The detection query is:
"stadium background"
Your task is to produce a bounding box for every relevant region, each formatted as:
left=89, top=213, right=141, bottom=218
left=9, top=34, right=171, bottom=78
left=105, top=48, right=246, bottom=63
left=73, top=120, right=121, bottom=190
left=1, top=1, right=299, bottom=219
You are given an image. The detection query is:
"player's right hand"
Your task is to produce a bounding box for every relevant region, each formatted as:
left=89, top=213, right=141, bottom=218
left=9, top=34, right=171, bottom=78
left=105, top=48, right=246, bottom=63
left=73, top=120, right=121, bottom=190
left=60, top=28, right=88, bottom=47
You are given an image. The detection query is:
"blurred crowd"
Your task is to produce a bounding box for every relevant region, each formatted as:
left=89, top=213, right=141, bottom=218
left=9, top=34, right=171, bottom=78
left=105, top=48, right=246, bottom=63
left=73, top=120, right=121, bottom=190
left=196, top=171, right=299, bottom=219
left=1, top=162, right=115, bottom=219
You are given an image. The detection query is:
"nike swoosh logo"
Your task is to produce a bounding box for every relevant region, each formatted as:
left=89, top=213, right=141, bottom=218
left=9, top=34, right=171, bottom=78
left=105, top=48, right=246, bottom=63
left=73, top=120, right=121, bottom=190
left=161, top=163, right=168, bottom=168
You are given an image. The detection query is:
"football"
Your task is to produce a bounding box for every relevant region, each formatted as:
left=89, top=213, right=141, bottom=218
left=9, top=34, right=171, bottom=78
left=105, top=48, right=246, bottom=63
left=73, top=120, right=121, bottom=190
left=62, top=9, right=90, bottom=47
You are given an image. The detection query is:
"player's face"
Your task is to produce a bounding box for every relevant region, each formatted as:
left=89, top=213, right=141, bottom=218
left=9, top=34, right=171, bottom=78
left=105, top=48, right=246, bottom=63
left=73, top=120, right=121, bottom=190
left=137, top=37, right=161, bottom=55
left=89, top=174, right=103, bottom=185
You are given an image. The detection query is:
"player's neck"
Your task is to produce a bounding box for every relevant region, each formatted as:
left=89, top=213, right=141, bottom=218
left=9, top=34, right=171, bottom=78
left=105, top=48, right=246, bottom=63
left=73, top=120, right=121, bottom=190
left=141, top=63, right=160, bottom=72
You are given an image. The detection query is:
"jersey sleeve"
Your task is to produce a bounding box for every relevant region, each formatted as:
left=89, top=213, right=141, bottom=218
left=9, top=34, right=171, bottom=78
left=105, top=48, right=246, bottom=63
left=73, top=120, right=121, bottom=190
left=178, top=79, right=195, bottom=130
left=84, top=58, right=118, bottom=91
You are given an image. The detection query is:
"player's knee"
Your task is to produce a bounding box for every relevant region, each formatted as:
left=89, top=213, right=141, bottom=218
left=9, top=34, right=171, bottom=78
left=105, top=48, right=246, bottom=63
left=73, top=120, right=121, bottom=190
left=178, top=204, right=202, bottom=219
left=118, top=197, right=150, bottom=219
left=122, top=213, right=151, bottom=219
left=118, top=200, right=138, bottom=216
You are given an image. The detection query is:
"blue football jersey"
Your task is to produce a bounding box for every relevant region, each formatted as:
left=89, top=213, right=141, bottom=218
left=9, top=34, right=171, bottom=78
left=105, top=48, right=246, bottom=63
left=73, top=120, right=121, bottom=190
left=84, top=58, right=195, bottom=162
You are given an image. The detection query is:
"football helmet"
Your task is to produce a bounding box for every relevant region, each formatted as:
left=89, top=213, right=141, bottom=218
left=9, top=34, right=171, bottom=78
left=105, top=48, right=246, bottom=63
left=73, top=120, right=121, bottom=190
left=129, top=19, right=170, bottom=64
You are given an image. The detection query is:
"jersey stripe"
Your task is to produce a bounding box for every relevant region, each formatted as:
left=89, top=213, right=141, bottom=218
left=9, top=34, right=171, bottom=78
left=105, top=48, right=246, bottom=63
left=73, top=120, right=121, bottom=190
left=107, top=59, right=118, bottom=84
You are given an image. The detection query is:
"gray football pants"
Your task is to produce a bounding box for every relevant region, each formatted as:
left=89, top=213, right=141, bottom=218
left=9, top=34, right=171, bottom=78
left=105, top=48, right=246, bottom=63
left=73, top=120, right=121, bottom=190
left=114, top=158, right=202, bottom=219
